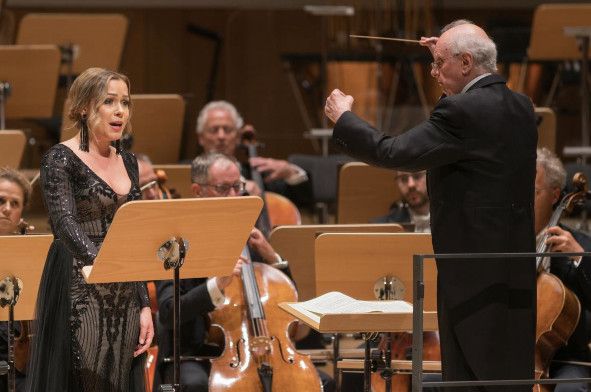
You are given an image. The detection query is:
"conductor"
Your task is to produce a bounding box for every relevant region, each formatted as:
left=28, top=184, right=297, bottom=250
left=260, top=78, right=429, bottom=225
left=325, top=20, right=538, bottom=391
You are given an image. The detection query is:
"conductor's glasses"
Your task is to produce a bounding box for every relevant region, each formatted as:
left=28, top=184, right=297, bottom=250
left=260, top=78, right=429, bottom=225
left=199, top=181, right=246, bottom=195
left=430, top=53, right=460, bottom=71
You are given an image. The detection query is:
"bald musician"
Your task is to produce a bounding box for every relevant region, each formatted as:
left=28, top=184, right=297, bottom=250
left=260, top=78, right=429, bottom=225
left=325, top=19, right=538, bottom=391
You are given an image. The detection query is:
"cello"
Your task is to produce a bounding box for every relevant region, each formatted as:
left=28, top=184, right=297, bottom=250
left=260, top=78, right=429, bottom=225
left=533, top=172, right=587, bottom=392
left=208, top=248, right=322, bottom=391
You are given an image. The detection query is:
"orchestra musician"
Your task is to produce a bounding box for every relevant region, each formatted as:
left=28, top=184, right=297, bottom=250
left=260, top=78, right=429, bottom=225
left=0, top=167, right=31, bottom=392
left=325, top=19, right=538, bottom=391
left=534, top=148, right=591, bottom=392
left=136, top=154, right=159, bottom=201
left=195, top=101, right=312, bottom=205
left=155, top=152, right=289, bottom=391
left=372, top=170, right=430, bottom=233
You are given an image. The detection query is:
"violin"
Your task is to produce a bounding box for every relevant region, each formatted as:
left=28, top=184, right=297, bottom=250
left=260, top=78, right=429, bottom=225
left=208, top=249, right=322, bottom=391
left=533, top=172, right=587, bottom=392
left=240, top=127, right=301, bottom=236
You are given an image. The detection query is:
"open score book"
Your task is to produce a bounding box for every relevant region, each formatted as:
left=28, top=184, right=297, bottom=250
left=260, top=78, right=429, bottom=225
left=279, top=291, right=437, bottom=333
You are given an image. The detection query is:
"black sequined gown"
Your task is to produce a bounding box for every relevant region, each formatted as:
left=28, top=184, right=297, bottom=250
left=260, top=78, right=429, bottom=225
left=28, top=144, right=149, bottom=392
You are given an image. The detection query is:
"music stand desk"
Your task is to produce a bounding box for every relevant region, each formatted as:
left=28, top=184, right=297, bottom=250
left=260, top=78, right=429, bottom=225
left=269, top=223, right=405, bottom=301
left=0, top=130, right=26, bottom=168
left=82, top=197, right=262, bottom=283
left=0, top=45, right=60, bottom=119
left=16, top=13, right=128, bottom=74
left=152, top=164, right=192, bottom=199
left=0, top=234, right=53, bottom=321
left=528, top=4, right=591, bottom=60
left=337, top=162, right=400, bottom=224
left=314, top=232, right=437, bottom=310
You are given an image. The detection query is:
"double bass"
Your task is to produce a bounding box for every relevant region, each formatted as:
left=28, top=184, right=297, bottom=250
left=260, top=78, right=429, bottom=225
left=208, top=248, right=322, bottom=391
left=534, top=172, right=587, bottom=392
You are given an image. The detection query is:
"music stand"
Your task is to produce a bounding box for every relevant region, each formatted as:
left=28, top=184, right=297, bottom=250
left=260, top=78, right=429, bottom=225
left=0, top=234, right=53, bottom=392
left=337, top=162, right=400, bottom=224
left=82, top=197, right=262, bottom=392
left=0, top=45, right=60, bottom=129
left=314, top=232, right=437, bottom=392
left=0, top=130, right=26, bottom=168
left=528, top=4, right=591, bottom=158
left=16, top=13, right=128, bottom=85
left=152, top=164, right=192, bottom=198
left=281, top=232, right=437, bottom=392
left=269, top=224, right=405, bottom=301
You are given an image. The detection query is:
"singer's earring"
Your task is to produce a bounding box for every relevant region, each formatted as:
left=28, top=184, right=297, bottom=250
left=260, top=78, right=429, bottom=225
left=113, top=139, right=121, bottom=155
left=79, top=115, right=89, bottom=152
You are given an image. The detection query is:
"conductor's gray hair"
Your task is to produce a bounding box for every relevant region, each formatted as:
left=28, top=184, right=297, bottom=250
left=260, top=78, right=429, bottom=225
left=442, top=19, right=498, bottom=73
left=537, top=147, right=566, bottom=190
left=196, top=100, right=244, bottom=134
left=191, top=152, right=240, bottom=184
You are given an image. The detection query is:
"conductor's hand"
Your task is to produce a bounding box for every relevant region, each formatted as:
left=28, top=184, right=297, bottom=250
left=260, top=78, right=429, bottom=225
left=215, top=257, right=245, bottom=291
left=420, top=36, right=438, bottom=57
left=545, top=226, right=584, bottom=254
left=134, top=306, right=154, bottom=357
left=325, top=89, right=354, bottom=124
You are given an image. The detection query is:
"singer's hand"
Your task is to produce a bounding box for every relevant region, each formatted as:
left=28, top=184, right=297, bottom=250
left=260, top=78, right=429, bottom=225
left=325, top=89, right=354, bottom=124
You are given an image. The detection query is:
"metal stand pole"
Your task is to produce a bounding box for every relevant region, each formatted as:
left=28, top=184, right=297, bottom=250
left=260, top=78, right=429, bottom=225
left=158, top=237, right=188, bottom=392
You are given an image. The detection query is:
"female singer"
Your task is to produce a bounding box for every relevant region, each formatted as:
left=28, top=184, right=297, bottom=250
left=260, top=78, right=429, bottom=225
left=27, top=68, right=153, bottom=392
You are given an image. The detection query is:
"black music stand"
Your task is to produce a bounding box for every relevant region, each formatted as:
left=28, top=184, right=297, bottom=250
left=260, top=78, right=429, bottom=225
left=82, top=197, right=262, bottom=392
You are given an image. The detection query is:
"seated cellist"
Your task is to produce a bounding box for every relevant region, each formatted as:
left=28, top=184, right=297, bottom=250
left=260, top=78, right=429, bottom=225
left=534, top=148, right=591, bottom=392
left=154, top=153, right=293, bottom=391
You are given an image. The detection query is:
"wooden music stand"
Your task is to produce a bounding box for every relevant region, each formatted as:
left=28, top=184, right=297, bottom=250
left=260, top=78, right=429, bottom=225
left=527, top=4, right=591, bottom=156
left=152, top=164, right=192, bottom=198
left=269, top=224, right=405, bottom=301
left=0, top=45, right=61, bottom=127
left=61, top=94, right=186, bottom=164
left=535, top=107, right=556, bottom=152
left=81, top=197, right=262, bottom=392
left=0, top=130, right=26, bottom=168
left=282, top=231, right=438, bottom=392
left=0, top=234, right=53, bottom=391
left=528, top=4, right=591, bottom=61
left=314, top=232, right=437, bottom=311
left=16, top=13, right=128, bottom=75
left=337, top=162, right=400, bottom=224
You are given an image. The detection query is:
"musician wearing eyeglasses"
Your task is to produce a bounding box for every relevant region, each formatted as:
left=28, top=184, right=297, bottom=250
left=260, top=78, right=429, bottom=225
left=373, top=170, right=430, bottom=232
left=154, top=153, right=291, bottom=391
left=535, top=148, right=591, bottom=392
left=0, top=167, right=31, bottom=392
left=195, top=101, right=312, bottom=206
left=326, top=19, right=537, bottom=390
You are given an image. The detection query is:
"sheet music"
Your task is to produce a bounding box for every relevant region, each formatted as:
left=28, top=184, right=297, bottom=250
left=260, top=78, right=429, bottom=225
left=296, top=291, right=413, bottom=316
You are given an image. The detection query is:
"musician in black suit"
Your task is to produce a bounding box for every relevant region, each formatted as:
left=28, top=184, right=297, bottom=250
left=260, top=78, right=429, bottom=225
left=325, top=20, right=537, bottom=391
left=535, top=148, right=591, bottom=392
left=156, top=153, right=293, bottom=391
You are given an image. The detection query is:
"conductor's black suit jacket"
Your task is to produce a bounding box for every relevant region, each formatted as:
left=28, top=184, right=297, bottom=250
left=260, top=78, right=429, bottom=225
left=333, top=74, right=538, bottom=389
